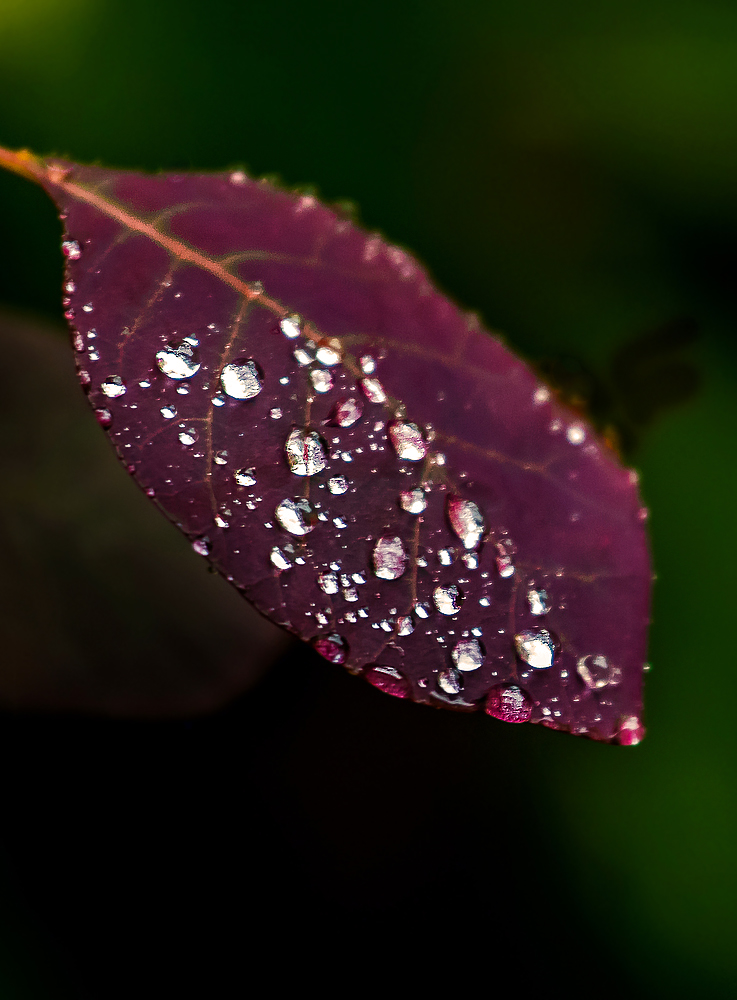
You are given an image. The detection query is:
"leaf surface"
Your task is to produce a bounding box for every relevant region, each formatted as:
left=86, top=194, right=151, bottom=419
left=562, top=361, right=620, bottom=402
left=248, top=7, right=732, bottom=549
left=0, top=148, right=651, bottom=742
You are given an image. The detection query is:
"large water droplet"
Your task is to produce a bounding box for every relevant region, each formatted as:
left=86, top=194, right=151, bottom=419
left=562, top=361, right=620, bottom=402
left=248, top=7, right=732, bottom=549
left=437, top=668, right=462, bottom=695
left=527, top=589, right=549, bottom=616
left=329, top=397, right=363, bottom=427
left=101, top=375, right=126, bottom=398
left=372, top=536, right=407, bottom=580
left=360, top=377, right=387, bottom=404
left=315, top=343, right=341, bottom=366
left=155, top=341, right=201, bottom=379
left=313, top=634, right=348, bottom=664
left=514, top=628, right=558, bottom=669
left=280, top=314, right=301, bottom=339
left=485, top=684, right=533, bottom=723
left=285, top=427, right=327, bottom=477
left=433, top=584, right=462, bottom=616
left=388, top=421, right=426, bottom=461
left=221, top=359, right=262, bottom=400
left=447, top=497, right=485, bottom=550
left=452, top=638, right=485, bottom=672
left=364, top=665, right=411, bottom=699
left=234, top=468, right=256, bottom=486
left=310, top=369, right=333, bottom=394
left=576, top=654, right=622, bottom=690
left=275, top=498, right=317, bottom=535
left=399, top=488, right=426, bottom=514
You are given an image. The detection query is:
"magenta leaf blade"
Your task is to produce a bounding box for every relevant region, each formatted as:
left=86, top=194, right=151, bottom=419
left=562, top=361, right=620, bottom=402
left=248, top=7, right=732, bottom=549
left=3, top=149, right=651, bottom=743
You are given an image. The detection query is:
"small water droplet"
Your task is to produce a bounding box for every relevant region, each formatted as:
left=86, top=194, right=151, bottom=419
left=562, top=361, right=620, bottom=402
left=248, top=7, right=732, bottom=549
left=414, top=602, right=431, bottom=619
left=313, top=633, right=348, bottom=664
left=360, top=377, right=387, bottom=404
left=462, top=552, right=478, bottom=570
left=437, top=548, right=455, bottom=566
left=310, top=369, right=333, bottom=394
left=333, top=516, right=348, bottom=529
left=478, top=596, right=491, bottom=607
left=452, top=638, right=485, bottom=672
left=221, top=359, right=262, bottom=399
left=447, top=497, right=485, bottom=550
left=285, top=427, right=328, bottom=477
left=514, top=628, right=558, bottom=669
left=399, top=488, right=426, bottom=514
left=270, top=545, right=292, bottom=571
left=234, top=467, right=256, bottom=486
left=280, top=314, right=302, bottom=339
left=139, top=379, right=151, bottom=389
left=617, top=715, right=645, bottom=746
left=275, top=498, right=317, bottom=535
left=373, top=536, right=407, bottom=580
left=527, top=588, right=549, bottom=616
left=388, top=421, right=426, bottom=461
left=156, top=341, right=201, bottom=380
left=329, top=397, right=363, bottom=427
left=101, top=375, right=126, bottom=398
left=179, top=428, right=197, bottom=446
left=94, top=407, right=112, bottom=428
left=230, top=169, right=247, bottom=185
left=72, top=332, right=84, bottom=352
left=360, top=354, right=376, bottom=374
left=82, top=302, right=93, bottom=313
left=214, top=450, right=228, bottom=465
left=566, top=423, right=586, bottom=445
left=327, top=476, right=348, bottom=495
left=62, top=239, right=81, bottom=260
left=343, top=586, right=358, bottom=601
left=161, top=405, right=177, bottom=419
left=315, top=344, right=341, bottom=366
left=433, top=585, right=462, bottom=616
left=270, top=407, right=282, bottom=419
left=495, top=539, right=515, bottom=578
left=397, top=615, right=414, bottom=636
left=192, top=537, right=210, bottom=557
left=485, top=684, right=533, bottom=723
left=533, top=386, right=550, bottom=405
left=293, top=345, right=315, bottom=366
left=318, top=572, right=339, bottom=594
left=437, top=668, right=463, bottom=695
left=212, top=394, right=226, bottom=407
left=215, top=515, right=229, bottom=528
left=576, top=654, right=622, bottom=690
left=364, top=665, right=411, bottom=699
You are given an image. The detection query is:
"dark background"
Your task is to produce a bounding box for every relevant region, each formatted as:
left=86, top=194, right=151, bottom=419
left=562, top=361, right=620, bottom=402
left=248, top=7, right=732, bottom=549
left=0, top=1, right=735, bottom=995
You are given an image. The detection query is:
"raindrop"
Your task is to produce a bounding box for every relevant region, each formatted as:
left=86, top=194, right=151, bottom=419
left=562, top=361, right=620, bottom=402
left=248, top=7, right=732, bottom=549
left=234, top=468, right=256, bottom=486
left=397, top=616, right=414, bottom=636
left=275, top=498, right=317, bottom=535
left=280, top=314, right=302, bottom=339
left=156, top=341, right=201, bottom=379
left=178, top=429, right=197, bottom=446
left=221, top=359, right=262, bottom=400
left=462, top=552, right=478, bottom=570
left=61, top=239, right=81, bottom=260
left=101, top=376, right=126, bottom=398
left=399, top=488, right=426, bottom=514
left=447, top=497, right=485, bottom=550
left=214, top=450, right=228, bottom=465
left=364, top=665, right=411, bottom=699
left=313, top=634, right=348, bottom=665
left=270, top=546, right=292, bottom=571
left=329, top=397, right=363, bottom=427
left=315, top=344, right=342, bottom=366
left=360, top=355, right=376, bottom=374
left=192, top=538, right=210, bottom=557
left=373, top=536, right=407, bottom=580
left=514, top=628, right=558, bottom=669
left=212, top=394, right=226, bottom=407
left=566, top=424, right=586, bottom=445
left=388, top=421, right=426, bottom=461
left=270, top=408, right=282, bottom=419
left=485, top=684, right=533, bottom=723
left=433, top=585, right=462, bottom=616
left=437, top=548, right=455, bottom=566
left=617, top=715, right=645, bottom=746
left=576, top=654, right=622, bottom=690
left=94, top=407, right=112, bottom=428
left=82, top=303, right=94, bottom=313
left=327, top=476, right=348, bottom=495
left=360, top=378, right=387, bottom=404
left=161, top=405, right=177, bottom=419
left=293, top=346, right=315, bottom=366
left=333, top=517, right=348, bottom=529
left=310, top=369, right=333, bottom=394
left=452, top=638, right=485, bottom=672
left=437, top=668, right=462, bottom=695
left=414, top=602, right=431, bottom=619
left=343, top=586, right=359, bottom=602
left=317, top=572, right=339, bottom=594
left=285, top=428, right=327, bottom=477
left=527, top=589, right=549, bottom=616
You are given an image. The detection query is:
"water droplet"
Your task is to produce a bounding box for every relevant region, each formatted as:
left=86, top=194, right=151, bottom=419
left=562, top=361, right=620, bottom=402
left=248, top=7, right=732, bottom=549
left=192, top=537, right=210, bottom=557
left=514, top=628, right=558, bottom=669
left=315, top=344, right=341, bottom=366
left=221, top=359, right=262, bottom=399
left=94, top=407, right=112, bottom=428
left=495, top=539, right=515, bottom=578
left=214, top=450, right=228, bottom=465
left=452, top=638, right=485, bottom=672
left=437, top=668, right=462, bottom=695
left=333, top=516, right=348, bottom=529
left=617, top=715, right=645, bottom=746
left=285, top=427, right=328, bottom=477
left=72, top=332, right=84, bottom=352
left=234, top=468, right=256, bottom=486
left=566, top=423, right=586, bottom=445
left=313, top=633, right=348, bottom=664
left=399, top=488, right=426, bottom=514
left=280, top=314, right=302, bottom=339
left=576, top=654, right=622, bottom=690
left=414, top=602, right=431, bottom=619
left=478, top=596, right=491, bottom=607
left=533, top=386, right=550, bottom=405
left=156, top=341, right=201, bottom=379
left=485, top=684, right=533, bottom=723
left=62, top=239, right=81, bottom=260
left=101, top=375, right=126, bottom=398
left=462, top=552, right=478, bottom=570
left=82, top=302, right=93, bottom=313
left=230, top=169, right=247, bottom=185
left=397, top=615, right=414, bottom=636
left=437, top=548, right=455, bottom=566
left=270, top=408, right=282, bottom=419
left=373, top=536, right=407, bottom=580
left=527, top=589, right=549, bottom=616
left=310, top=369, right=333, bottom=394
left=360, top=354, right=376, bottom=374
left=360, top=377, right=387, bottom=404
left=433, top=585, right=462, bottom=616
left=293, top=345, right=315, bottom=366
left=271, top=546, right=292, bottom=571
left=342, top=586, right=358, bottom=602
left=318, top=572, right=339, bottom=594
left=327, top=476, right=348, bottom=495
left=212, top=394, right=226, bottom=407
left=364, top=665, right=411, bottom=699
left=215, top=515, right=229, bottom=528
left=161, top=405, right=177, bottom=419
left=176, top=385, right=189, bottom=395
left=329, top=397, right=363, bottom=427
left=388, top=421, right=426, bottom=461
left=179, top=428, right=197, bottom=446
left=447, top=497, right=485, bottom=550
left=275, top=498, right=317, bottom=535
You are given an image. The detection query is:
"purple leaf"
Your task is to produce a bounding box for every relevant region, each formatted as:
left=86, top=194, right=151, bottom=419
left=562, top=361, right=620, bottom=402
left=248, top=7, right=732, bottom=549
left=0, top=147, right=651, bottom=743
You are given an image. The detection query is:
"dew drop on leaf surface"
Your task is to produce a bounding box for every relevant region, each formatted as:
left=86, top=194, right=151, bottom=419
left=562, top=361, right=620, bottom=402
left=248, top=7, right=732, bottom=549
left=1, top=146, right=652, bottom=744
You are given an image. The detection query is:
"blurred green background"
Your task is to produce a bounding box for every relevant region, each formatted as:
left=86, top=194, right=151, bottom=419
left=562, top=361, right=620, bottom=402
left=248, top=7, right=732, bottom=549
left=0, top=0, right=735, bottom=996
